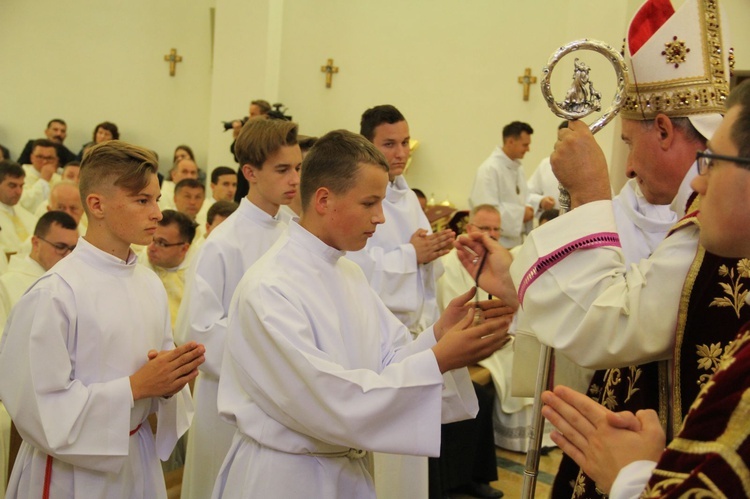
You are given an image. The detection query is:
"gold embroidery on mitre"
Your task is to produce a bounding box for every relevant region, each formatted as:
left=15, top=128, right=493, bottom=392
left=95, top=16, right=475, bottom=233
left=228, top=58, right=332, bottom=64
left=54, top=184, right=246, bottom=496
left=621, top=0, right=730, bottom=121
left=662, top=36, right=691, bottom=68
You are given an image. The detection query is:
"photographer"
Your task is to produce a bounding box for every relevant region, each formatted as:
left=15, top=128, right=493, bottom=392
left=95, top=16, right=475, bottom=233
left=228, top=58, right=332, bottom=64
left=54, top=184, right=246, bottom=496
left=228, top=99, right=272, bottom=139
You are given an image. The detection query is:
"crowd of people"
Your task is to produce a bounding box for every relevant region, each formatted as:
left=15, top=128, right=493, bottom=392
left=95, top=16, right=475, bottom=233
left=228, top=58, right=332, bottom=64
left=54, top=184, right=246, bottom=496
left=0, top=1, right=747, bottom=499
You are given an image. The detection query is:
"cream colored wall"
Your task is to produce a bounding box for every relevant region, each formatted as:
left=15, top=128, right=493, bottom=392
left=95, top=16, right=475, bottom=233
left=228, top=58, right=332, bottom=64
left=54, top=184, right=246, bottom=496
left=208, top=0, right=748, bottom=208
left=0, top=0, right=214, bottom=174
left=270, top=0, right=630, bottom=208
left=205, top=0, right=286, bottom=169
left=3, top=0, right=747, bottom=197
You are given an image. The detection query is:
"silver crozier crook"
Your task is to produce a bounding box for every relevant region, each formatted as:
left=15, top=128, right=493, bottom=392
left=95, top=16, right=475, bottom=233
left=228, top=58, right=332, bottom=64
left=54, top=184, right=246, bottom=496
left=521, top=39, right=627, bottom=499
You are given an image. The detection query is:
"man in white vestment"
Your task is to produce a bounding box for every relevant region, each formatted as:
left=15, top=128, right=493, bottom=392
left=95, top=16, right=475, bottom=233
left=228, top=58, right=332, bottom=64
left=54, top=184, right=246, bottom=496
left=0, top=140, right=204, bottom=499
left=212, top=129, right=513, bottom=499
left=468, top=121, right=534, bottom=248
left=458, top=0, right=727, bottom=371
left=435, top=204, right=505, bottom=498
left=35, top=181, right=88, bottom=235
left=19, top=138, right=62, bottom=214
left=0, top=210, right=77, bottom=497
left=346, top=105, right=455, bottom=498
left=159, top=158, right=199, bottom=211
left=176, top=118, right=302, bottom=499
left=437, top=205, right=500, bottom=310
left=196, top=166, right=237, bottom=226
left=0, top=211, right=78, bottom=324
left=0, top=161, right=38, bottom=257
left=504, top=0, right=727, bottom=370
left=138, top=210, right=196, bottom=329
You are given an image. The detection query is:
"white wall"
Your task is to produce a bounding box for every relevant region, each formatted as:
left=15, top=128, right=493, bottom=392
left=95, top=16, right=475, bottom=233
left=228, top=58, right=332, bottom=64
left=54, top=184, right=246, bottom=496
left=0, top=0, right=214, bottom=174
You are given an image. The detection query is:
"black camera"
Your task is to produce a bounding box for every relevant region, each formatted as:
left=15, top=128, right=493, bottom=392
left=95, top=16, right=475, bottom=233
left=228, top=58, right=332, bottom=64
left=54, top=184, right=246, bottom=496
left=267, top=103, right=292, bottom=121
left=221, top=103, right=292, bottom=130
left=222, top=117, right=248, bottom=131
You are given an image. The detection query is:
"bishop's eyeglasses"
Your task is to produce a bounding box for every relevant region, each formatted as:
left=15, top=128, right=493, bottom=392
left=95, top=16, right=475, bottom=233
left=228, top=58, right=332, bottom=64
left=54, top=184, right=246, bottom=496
left=37, top=236, right=76, bottom=255
left=696, top=150, right=750, bottom=176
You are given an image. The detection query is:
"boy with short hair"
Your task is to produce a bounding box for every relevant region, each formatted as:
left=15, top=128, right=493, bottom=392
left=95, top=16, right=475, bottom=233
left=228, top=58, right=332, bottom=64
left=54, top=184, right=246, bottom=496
left=0, top=140, right=204, bottom=498
left=213, top=130, right=512, bottom=498
left=176, top=117, right=302, bottom=499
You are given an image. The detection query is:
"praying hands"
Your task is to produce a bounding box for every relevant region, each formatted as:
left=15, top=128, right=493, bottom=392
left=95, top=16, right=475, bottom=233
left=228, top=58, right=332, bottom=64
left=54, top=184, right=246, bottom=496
left=541, top=385, right=665, bottom=494
left=411, top=227, right=455, bottom=264
left=131, top=341, right=206, bottom=400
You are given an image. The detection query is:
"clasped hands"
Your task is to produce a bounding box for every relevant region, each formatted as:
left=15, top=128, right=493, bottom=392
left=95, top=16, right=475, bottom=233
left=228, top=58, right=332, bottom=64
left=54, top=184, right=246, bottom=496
left=541, top=385, right=665, bottom=494
left=130, top=341, right=205, bottom=400
left=411, top=228, right=455, bottom=264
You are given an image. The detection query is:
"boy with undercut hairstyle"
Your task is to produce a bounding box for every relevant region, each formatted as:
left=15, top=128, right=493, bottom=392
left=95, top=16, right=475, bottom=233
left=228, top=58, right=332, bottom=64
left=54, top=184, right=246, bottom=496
left=0, top=140, right=204, bottom=499
left=212, top=129, right=513, bottom=498
left=176, top=117, right=302, bottom=499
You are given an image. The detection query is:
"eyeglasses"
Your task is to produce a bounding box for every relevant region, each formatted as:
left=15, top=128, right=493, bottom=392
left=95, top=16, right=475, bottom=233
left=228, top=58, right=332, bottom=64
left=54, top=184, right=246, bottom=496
left=37, top=236, right=76, bottom=255
left=32, top=154, right=57, bottom=162
left=151, top=238, right=187, bottom=248
left=696, top=150, right=750, bottom=176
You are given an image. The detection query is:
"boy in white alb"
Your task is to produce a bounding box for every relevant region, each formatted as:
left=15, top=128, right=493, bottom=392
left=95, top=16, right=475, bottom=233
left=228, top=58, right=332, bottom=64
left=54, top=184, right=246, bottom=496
left=212, top=130, right=513, bottom=498
left=0, top=141, right=205, bottom=498
left=176, top=118, right=302, bottom=499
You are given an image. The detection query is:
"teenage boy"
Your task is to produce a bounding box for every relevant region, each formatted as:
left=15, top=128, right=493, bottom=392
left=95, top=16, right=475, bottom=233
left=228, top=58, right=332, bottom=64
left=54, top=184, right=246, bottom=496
left=196, top=166, right=238, bottom=225
left=176, top=117, right=301, bottom=499
left=0, top=140, right=204, bottom=498
left=350, top=105, right=454, bottom=336
left=212, top=130, right=513, bottom=498
left=349, top=104, right=455, bottom=497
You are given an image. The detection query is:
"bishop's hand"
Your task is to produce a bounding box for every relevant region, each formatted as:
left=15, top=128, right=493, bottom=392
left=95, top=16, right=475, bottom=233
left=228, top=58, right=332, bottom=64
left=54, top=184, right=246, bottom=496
left=550, top=120, right=611, bottom=208
left=455, top=232, right=518, bottom=309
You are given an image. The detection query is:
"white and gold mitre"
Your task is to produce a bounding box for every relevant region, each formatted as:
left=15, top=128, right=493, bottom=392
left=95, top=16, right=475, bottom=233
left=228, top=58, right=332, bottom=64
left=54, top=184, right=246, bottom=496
left=622, top=0, right=734, bottom=137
